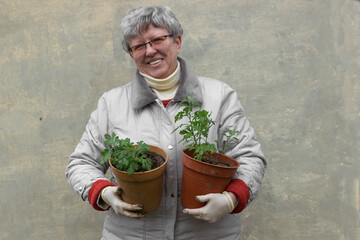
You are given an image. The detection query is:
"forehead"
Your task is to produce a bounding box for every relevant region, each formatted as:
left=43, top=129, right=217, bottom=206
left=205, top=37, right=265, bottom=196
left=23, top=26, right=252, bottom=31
left=130, top=25, right=169, bottom=44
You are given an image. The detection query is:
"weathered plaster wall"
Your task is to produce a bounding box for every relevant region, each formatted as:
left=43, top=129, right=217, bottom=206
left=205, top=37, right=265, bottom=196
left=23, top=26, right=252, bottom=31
left=1, top=0, right=359, bottom=239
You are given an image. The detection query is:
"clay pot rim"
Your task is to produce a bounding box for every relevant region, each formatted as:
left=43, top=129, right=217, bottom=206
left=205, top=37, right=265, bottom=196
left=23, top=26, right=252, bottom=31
left=183, top=149, right=240, bottom=169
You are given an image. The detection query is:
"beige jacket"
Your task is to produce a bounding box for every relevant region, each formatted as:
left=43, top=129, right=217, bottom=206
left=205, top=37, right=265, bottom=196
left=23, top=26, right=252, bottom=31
left=66, top=58, right=266, bottom=240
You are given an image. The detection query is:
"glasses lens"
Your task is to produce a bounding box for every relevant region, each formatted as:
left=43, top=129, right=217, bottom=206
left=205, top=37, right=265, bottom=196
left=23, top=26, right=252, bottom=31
left=151, top=36, right=167, bottom=45
left=131, top=44, right=146, bottom=53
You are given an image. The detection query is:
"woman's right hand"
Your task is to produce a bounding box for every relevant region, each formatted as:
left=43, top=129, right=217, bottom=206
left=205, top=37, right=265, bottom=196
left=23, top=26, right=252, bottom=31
left=101, top=186, right=145, bottom=218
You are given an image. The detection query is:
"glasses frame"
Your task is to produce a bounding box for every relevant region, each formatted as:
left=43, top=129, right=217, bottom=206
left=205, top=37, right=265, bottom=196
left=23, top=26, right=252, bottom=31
left=128, top=34, right=174, bottom=54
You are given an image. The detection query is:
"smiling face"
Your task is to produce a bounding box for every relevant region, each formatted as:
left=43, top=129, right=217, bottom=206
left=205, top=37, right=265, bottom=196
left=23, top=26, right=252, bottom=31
left=129, top=24, right=182, bottom=79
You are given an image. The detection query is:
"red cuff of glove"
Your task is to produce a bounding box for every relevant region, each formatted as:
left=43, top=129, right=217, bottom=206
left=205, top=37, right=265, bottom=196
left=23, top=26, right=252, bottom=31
left=88, top=179, right=116, bottom=211
left=225, top=179, right=250, bottom=214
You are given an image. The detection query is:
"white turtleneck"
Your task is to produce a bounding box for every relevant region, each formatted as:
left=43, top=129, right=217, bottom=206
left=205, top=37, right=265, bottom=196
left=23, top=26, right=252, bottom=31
left=140, top=61, right=180, bottom=101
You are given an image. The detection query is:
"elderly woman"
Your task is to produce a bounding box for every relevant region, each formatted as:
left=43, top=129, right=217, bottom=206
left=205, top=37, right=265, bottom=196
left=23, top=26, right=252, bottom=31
left=66, top=6, right=266, bottom=240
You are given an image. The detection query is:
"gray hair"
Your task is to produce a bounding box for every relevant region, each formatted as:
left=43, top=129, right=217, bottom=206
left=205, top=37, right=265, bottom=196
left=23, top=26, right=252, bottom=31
left=120, top=6, right=183, bottom=53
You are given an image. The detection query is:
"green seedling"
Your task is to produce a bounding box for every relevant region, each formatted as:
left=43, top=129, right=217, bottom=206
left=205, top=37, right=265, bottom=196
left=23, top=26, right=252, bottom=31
left=101, top=133, right=151, bottom=175
left=173, top=96, right=240, bottom=161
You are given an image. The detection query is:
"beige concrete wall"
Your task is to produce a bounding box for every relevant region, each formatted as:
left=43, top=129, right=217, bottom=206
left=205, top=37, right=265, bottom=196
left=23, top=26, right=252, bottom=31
left=1, top=0, right=359, bottom=239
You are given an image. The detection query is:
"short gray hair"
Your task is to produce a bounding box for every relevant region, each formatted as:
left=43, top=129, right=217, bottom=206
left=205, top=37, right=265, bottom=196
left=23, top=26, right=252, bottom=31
left=120, top=6, right=183, bottom=53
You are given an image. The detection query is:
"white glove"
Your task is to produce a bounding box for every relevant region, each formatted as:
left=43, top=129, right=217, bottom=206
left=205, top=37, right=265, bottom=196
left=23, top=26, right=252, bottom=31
left=182, top=191, right=235, bottom=223
left=101, top=186, right=145, bottom=218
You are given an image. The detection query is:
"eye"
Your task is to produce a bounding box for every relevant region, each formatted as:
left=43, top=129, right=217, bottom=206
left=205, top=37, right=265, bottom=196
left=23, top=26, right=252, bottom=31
left=133, top=43, right=146, bottom=51
left=151, top=37, right=166, bottom=45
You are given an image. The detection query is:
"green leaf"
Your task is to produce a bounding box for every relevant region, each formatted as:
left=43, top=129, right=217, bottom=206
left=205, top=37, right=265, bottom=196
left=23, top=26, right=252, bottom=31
left=105, top=134, right=111, bottom=140
left=141, top=158, right=152, bottom=171
left=100, top=149, right=111, bottom=164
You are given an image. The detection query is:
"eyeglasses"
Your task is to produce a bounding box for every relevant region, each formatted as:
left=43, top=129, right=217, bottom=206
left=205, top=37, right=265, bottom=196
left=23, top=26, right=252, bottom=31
left=129, top=35, right=173, bottom=55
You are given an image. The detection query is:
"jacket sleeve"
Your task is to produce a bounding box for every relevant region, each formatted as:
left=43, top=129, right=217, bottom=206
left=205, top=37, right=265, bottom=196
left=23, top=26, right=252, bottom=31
left=65, top=93, right=114, bottom=206
left=218, top=83, right=267, bottom=204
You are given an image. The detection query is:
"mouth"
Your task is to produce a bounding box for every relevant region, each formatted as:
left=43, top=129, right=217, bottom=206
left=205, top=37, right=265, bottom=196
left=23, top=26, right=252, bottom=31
left=148, top=59, right=163, bottom=65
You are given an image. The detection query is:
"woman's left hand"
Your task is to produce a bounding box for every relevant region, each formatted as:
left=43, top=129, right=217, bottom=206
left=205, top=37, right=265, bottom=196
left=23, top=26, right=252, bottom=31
left=182, top=192, right=236, bottom=223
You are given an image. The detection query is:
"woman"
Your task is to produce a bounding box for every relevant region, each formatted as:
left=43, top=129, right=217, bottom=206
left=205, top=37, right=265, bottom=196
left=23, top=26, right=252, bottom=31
left=66, top=6, right=266, bottom=240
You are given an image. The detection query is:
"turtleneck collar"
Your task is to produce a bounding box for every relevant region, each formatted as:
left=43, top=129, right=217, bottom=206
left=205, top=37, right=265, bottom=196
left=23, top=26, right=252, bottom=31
left=139, top=61, right=180, bottom=100
left=139, top=60, right=180, bottom=91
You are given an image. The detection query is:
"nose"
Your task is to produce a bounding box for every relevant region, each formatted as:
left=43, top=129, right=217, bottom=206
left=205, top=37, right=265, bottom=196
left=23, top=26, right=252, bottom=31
left=145, top=42, right=157, bottom=56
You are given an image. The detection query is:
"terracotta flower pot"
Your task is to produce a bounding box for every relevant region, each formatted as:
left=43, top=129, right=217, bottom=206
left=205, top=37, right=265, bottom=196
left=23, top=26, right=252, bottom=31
left=180, top=149, right=240, bottom=209
left=109, top=145, right=168, bottom=213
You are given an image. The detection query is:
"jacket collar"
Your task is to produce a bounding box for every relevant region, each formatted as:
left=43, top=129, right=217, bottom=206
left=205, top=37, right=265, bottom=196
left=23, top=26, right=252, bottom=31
left=130, top=57, right=203, bottom=110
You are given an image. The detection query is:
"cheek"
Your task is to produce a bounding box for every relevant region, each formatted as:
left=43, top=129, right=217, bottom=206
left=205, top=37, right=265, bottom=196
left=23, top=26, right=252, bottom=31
left=134, top=57, right=144, bottom=66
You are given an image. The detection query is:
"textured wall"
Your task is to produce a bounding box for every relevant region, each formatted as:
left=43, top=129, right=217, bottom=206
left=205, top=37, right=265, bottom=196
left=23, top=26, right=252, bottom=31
left=1, top=0, right=359, bottom=239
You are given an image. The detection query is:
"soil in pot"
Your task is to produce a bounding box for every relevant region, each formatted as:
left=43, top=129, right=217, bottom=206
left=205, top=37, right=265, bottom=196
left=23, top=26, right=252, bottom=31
left=201, top=154, right=232, bottom=167
left=136, top=151, right=165, bottom=172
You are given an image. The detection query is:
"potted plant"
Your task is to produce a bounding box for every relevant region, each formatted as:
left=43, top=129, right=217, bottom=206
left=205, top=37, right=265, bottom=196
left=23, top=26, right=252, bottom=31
left=100, top=133, right=168, bottom=213
left=173, top=96, right=240, bottom=208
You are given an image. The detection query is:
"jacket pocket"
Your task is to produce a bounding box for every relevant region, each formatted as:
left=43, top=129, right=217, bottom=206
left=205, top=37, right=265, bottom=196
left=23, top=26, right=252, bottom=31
left=103, top=208, right=145, bottom=239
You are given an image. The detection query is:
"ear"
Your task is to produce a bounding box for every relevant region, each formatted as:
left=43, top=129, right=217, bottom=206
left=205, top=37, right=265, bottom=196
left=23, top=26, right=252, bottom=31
left=175, top=35, right=182, bottom=54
